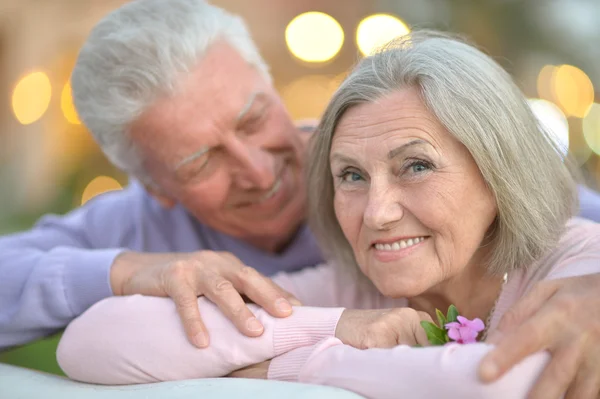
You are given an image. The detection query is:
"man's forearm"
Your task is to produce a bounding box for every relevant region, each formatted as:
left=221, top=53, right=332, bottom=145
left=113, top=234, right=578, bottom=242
left=0, top=244, right=122, bottom=349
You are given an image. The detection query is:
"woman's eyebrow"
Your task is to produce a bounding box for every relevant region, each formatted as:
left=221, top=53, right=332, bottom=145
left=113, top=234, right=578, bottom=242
left=387, top=139, right=428, bottom=160
left=329, top=153, right=358, bottom=165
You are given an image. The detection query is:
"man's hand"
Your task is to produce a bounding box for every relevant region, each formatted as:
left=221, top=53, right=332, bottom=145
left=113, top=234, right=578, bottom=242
left=479, top=274, right=600, bottom=399
left=335, top=308, right=433, bottom=349
left=227, top=360, right=271, bottom=379
left=110, top=251, right=301, bottom=348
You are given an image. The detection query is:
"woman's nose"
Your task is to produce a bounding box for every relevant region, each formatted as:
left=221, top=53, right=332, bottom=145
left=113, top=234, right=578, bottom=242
left=362, top=184, right=404, bottom=230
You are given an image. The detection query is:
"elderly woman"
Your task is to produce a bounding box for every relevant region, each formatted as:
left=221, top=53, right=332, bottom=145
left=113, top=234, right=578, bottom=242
left=57, top=31, right=600, bottom=398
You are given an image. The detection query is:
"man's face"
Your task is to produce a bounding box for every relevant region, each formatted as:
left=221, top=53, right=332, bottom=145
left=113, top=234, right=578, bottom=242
left=130, top=42, right=307, bottom=251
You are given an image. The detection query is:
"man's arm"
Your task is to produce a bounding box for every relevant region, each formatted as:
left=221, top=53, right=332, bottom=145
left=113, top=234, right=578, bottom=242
left=577, top=185, right=600, bottom=222
left=0, top=193, right=133, bottom=349
left=480, top=222, right=600, bottom=399
left=0, top=182, right=298, bottom=350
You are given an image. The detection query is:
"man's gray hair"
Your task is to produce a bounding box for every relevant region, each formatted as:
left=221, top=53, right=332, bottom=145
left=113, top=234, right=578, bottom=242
left=71, top=0, right=270, bottom=183
left=309, top=31, right=578, bottom=277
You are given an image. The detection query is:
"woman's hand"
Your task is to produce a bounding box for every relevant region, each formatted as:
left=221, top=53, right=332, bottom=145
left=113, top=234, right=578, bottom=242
left=335, top=308, right=433, bottom=349
left=480, top=274, right=600, bottom=399
left=227, top=360, right=271, bottom=379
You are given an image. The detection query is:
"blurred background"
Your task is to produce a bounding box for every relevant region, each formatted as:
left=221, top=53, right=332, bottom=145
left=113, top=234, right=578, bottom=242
left=1, top=0, right=599, bottom=236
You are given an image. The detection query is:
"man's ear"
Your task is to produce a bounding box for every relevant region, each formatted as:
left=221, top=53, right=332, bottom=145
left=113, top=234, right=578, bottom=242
left=145, top=185, right=177, bottom=209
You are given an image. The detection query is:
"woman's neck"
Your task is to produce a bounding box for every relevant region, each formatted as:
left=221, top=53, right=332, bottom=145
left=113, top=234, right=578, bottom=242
left=408, top=263, right=505, bottom=323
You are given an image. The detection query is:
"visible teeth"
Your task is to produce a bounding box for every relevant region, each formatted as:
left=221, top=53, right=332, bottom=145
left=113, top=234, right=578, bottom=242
left=374, top=237, right=425, bottom=251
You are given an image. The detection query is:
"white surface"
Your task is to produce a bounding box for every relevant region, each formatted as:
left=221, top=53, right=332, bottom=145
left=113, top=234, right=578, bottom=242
left=0, top=363, right=364, bottom=399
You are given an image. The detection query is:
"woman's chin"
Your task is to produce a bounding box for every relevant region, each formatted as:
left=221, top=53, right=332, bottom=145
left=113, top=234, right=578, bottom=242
left=371, top=276, right=426, bottom=299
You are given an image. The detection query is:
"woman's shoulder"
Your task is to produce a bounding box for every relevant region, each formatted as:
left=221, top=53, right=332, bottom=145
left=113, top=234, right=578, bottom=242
left=525, top=217, right=600, bottom=283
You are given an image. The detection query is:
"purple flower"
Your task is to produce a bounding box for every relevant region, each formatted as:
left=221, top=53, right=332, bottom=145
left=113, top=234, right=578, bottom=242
left=445, top=316, right=485, bottom=344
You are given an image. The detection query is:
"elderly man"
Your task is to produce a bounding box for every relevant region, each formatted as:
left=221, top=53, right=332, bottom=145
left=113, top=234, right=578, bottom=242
left=1, top=0, right=600, bottom=397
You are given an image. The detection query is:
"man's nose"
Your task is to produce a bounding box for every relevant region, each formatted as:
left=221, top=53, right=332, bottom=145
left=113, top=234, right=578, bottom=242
left=362, top=182, right=404, bottom=230
left=230, top=141, right=276, bottom=190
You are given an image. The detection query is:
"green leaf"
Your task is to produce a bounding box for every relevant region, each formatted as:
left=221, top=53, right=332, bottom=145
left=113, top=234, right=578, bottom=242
left=435, top=309, right=447, bottom=328
left=420, top=321, right=447, bottom=346
left=446, top=305, right=459, bottom=323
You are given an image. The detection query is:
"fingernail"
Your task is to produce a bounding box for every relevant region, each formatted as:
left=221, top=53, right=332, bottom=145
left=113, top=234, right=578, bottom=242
left=275, top=298, right=292, bottom=313
left=246, top=317, right=263, bottom=332
left=479, top=361, right=498, bottom=381
left=288, top=298, right=303, bottom=307
left=194, top=332, right=209, bottom=348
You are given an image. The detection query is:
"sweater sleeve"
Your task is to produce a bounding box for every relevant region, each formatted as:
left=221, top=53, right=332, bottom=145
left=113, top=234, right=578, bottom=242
left=272, top=263, right=351, bottom=307
left=0, top=187, right=141, bottom=349
left=56, top=295, right=343, bottom=385
left=269, top=338, right=549, bottom=399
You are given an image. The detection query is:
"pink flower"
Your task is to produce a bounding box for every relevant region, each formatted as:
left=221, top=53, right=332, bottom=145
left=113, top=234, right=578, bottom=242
left=445, top=316, right=485, bottom=344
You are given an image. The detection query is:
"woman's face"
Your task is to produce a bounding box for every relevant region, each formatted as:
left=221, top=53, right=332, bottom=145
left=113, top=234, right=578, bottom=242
left=330, top=87, right=498, bottom=298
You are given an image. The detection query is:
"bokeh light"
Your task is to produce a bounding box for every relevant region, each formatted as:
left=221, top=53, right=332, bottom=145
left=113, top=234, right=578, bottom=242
left=285, top=12, right=344, bottom=63
left=61, top=81, right=81, bottom=124
left=11, top=72, right=52, bottom=125
left=552, top=64, right=594, bottom=118
left=583, top=103, right=600, bottom=155
left=567, top=117, right=593, bottom=166
left=356, top=14, right=410, bottom=56
left=282, top=75, right=342, bottom=120
left=528, top=99, right=569, bottom=156
left=536, top=65, right=557, bottom=103
left=81, top=176, right=123, bottom=205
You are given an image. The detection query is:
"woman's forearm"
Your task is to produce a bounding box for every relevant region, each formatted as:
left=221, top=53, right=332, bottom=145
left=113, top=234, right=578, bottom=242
left=57, top=295, right=343, bottom=385
left=269, top=338, right=549, bottom=399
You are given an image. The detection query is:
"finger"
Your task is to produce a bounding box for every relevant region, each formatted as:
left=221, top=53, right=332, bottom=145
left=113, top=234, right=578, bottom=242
left=168, top=283, right=210, bottom=348
left=479, top=317, right=556, bottom=383
left=201, top=271, right=264, bottom=337
left=232, top=266, right=296, bottom=317
left=564, top=360, right=600, bottom=399
left=528, top=344, right=581, bottom=399
left=413, top=321, right=431, bottom=347
left=489, top=281, right=558, bottom=343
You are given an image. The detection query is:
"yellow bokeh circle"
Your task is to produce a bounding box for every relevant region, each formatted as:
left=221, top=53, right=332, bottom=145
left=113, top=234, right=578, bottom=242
left=61, top=81, right=81, bottom=124
left=285, top=12, right=344, bottom=63
left=356, top=14, right=410, bottom=56
left=81, top=176, right=123, bottom=205
left=12, top=72, right=52, bottom=125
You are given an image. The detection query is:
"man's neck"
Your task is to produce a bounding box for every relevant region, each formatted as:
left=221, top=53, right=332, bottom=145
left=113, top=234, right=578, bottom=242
left=246, top=224, right=304, bottom=254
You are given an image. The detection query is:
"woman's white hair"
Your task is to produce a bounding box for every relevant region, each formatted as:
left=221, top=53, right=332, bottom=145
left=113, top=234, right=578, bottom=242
left=309, top=30, right=578, bottom=276
left=71, top=0, right=270, bottom=183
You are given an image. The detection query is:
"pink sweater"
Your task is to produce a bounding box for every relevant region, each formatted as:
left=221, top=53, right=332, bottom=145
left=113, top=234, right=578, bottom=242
left=57, top=218, right=600, bottom=398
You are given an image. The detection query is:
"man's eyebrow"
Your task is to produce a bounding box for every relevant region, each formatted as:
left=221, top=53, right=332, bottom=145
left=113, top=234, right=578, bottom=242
left=175, top=146, right=210, bottom=170
left=236, top=90, right=266, bottom=122
left=387, top=139, right=428, bottom=159
left=175, top=91, right=267, bottom=170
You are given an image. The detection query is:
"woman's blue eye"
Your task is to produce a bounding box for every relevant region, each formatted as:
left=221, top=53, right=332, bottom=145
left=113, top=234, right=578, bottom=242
left=343, top=172, right=362, bottom=182
left=410, top=162, right=430, bottom=173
